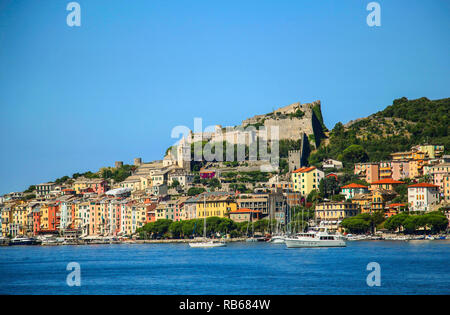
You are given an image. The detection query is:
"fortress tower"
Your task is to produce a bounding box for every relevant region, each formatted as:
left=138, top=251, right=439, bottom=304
left=177, top=137, right=191, bottom=171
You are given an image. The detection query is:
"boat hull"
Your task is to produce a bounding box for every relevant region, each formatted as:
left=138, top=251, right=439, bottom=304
left=189, top=242, right=227, bottom=248
left=285, top=238, right=346, bottom=248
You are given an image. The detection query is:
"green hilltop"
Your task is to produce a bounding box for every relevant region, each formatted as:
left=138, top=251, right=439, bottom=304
left=309, top=97, right=450, bottom=168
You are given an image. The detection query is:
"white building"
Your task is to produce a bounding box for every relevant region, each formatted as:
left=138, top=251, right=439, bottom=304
left=408, top=183, right=440, bottom=211
left=323, top=159, right=343, bottom=170
left=168, top=172, right=194, bottom=187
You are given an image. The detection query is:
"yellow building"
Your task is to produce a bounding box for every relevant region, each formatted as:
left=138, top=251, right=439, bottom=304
left=196, top=193, right=237, bottom=218
left=1, top=205, right=13, bottom=237
left=39, top=204, right=49, bottom=230
left=391, top=151, right=413, bottom=161
left=291, top=166, right=325, bottom=196
left=133, top=203, right=147, bottom=232
left=315, top=202, right=360, bottom=221
left=370, top=189, right=396, bottom=213
left=443, top=174, right=450, bottom=203
left=12, top=203, right=27, bottom=236
left=351, top=193, right=371, bottom=213
left=120, top=178, right=141, bottom=192
left=417, top=145, right=444, bottom=159
left=139, top=176, right=153, bottom=191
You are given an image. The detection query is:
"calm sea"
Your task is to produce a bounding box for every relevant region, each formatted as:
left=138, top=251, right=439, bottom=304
left=0, top=241, right=449, bottom=295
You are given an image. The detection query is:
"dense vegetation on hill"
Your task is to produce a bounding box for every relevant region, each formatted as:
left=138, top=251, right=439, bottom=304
left=309, top=97, right=450, bottom=168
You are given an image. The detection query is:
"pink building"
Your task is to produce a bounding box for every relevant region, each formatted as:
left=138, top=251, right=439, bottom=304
left=354, top=163, right=379, bottom=184
left=429, top=163, right=450, bottom=192
left=391, top=161, right=410, bottom=180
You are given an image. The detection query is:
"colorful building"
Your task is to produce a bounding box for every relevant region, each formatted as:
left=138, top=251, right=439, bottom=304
left=315, top=202, right=360, bottom=223
left=228, top=208, right=262, bottom=223
left=291, top=166, right=324, bottom=196
left=354, top=162, right=379, bottom=184
left=196, top=192, right=237, bottom=218
left=408, top=183, right=440, bottom=212
left=370, top=178, right=404, bottom=191
left=341, top=183, right=369, bottom=200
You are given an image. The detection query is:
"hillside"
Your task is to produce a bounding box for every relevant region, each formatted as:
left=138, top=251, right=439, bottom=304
left=309, top=97, right=450, bottom=168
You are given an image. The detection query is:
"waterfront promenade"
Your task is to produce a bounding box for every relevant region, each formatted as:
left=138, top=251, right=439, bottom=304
left=1, top=241, right=449, bottom=295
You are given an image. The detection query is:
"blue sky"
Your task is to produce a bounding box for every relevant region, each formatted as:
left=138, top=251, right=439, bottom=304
left=0, top=0, right=449, bottom=194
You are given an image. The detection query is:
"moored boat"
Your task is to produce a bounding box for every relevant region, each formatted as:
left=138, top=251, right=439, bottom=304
left=268, top=235, right=285, bottom=244
left=10, top=235, right=35, bottom=245
left=285, top=227, right=346, bottom=248
left=189, top=240, right=227, bottom=248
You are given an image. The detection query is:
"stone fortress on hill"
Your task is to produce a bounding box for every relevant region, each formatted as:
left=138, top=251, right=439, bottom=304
left=175, top=100, right=325, bottom=145
left=118, top=99, right=327, bottom=187
left=158, top=100, right=326, bottom=174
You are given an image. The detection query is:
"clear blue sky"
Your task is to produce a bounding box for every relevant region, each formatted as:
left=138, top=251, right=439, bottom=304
left=0, top=0, right=449, bottom=194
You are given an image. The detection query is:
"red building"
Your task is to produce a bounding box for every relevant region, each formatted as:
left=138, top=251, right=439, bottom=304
left=145, top=202, right=157, bottom=223
left=32, top=209, right=41, bottom=235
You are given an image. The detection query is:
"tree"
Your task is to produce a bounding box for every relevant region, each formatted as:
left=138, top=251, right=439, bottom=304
left=424, top=211, right=448, bottom=233
left=170, top=180, right=180, bottom=189
left=384, top=213, right=409, bottom=232
left=341, top=217, right=371, bottom=234
left=342, top=145, right=369, bottom=164
left=24, top=185, right=36, bottom=193
left=306, top=190, right=321, bottom=203
left=169, top=221, right=184, bottom=238
left=187, top=187, right=206, bottom=196
left=319, top=177, right=339, bottom=199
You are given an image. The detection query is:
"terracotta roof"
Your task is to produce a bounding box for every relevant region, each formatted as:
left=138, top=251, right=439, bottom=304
left=292, top=166, right=316, bottom=174
left=371, top=179, right=404, bottom=185
left=341, top=183, right=368, bottom=189
left=229, top=208, right=262, bottom=214
left=408, top=183, right=439, bottom=188
left=388, top=203, right=406, bottom=207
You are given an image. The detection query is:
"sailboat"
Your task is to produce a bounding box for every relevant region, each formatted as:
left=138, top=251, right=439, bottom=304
left=268, top=203, right=286, bottom=244
left=245, top=211, right=258, bottom=242
left=189, top=194, right=226, bottom=248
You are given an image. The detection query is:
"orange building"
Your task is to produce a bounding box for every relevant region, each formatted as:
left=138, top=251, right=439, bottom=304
left=370, top=178, right=404, bottom=191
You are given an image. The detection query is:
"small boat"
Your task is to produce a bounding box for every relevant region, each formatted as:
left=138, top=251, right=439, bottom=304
left=189, top=240, right=226, bottom=248
left=10, top=236, right=35, bottom=245
left=425, top=235, right=435, bottom=240
left=285, top=227, right=346, bottom=248
left=268, top=235, right=285, bottom=244
left=245, top=237, right=258, bottom=242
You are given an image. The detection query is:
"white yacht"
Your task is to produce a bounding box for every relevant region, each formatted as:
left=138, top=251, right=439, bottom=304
left=10, top=235, right=35, bottom=245
left=189, top=240, right=226, bottom=248
left=269, top=235, right=286, bottom=244
left=285, top=227, right=346, bottom=248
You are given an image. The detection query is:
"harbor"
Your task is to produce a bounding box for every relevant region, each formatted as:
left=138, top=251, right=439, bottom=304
left=1, top=240, right=449, bottom=295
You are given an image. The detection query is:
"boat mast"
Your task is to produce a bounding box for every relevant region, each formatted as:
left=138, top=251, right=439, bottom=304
left=203, top=193, right=206, bottom=239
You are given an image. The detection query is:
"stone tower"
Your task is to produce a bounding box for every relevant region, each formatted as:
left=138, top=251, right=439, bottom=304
left=288, top=150, right=301, bottom=172
left=177, top=137, right=191, bottom=171
left=134, top=158, right=142, bottom=166
left=288, top=133, right=310, bottom=172
left=115, top=161, right=123, bottom=168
